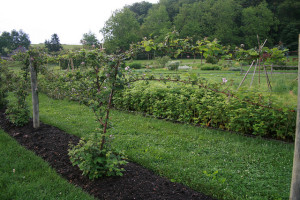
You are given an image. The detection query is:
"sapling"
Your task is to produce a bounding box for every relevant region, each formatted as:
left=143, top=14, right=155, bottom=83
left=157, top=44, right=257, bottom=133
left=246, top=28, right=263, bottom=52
left=68, top=48, right=134, bottom=179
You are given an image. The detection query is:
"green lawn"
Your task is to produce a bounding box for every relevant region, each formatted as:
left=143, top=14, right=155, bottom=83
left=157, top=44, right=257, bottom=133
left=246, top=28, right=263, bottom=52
left=0, top=129, right=95, bottom=200
left=34, top=93, right=294, bottom=200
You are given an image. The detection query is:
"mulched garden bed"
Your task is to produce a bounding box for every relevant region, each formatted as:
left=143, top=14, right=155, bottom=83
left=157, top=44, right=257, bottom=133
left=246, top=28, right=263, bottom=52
left=0, top=108, right=216, bottom=200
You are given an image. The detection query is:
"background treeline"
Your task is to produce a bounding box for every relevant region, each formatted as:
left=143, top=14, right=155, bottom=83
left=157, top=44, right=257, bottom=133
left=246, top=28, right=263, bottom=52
left=100, top=0, right=299, bottom=53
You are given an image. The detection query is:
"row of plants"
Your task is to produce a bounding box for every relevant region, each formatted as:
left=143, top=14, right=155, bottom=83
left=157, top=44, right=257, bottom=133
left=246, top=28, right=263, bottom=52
left=2, top=48, right=132, bottom=180
left=36, top=66, right=296, bottom=141
left=2, top=33, right=291, bottom=181
left=0, top=62, right=30, bottom=126
left=114, top=81, right=296, bottom=140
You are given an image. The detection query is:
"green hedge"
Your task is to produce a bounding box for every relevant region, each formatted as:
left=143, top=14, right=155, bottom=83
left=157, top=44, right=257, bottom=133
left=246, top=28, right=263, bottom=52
left=113, top=82, right=295, bottom=140
left=37, top=69, right=296, bottom=141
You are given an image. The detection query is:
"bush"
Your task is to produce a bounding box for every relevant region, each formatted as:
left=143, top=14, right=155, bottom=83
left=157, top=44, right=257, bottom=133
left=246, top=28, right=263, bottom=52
left=155, top=56, right=171, bottom=68
left=205, top=56, right=218, bottom=64
left=68, top=133, right=128, bottom=180
left=5, top=104, right=30, bottom=126
left=201, top=64, right=221, bottom=70
left=166, top=61, right=180, bottom=70
left=0, top=66, right=9, bottom=109
left=5, top=74, right=30, bottom=126
left=228, top=67, right=241, bottom=71
left=128, top=62, right=142, bottom=69
left=113, top=82, right=296, bottom=141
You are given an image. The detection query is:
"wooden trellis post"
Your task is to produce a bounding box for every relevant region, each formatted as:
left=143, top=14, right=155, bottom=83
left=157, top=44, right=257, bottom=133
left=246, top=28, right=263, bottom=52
left=290, top=34, right=300, bottom=199
left=29, top=59, right=40, bottom=128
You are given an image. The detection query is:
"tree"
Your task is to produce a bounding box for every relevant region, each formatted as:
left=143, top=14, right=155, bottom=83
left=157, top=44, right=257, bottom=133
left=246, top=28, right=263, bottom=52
left=277, top=0, right=300, bottom=50
left=174, top=0, right=241, bottom=45
left=0, top=30, right=31, bottom=56
left=45, top=33, right=63, bottom=52
left=141, top=4, right=172, bottom=42
left=100, top=8, right=141, bottom=53
left=80, top=31, right=100, bottom=47
left=127, top=1, right=153, bottom=25
left=159, top=0, right=198, bottom=22
left=241, top=1, right=278, bottom=48
left=209, top=0, right=242, bottom=45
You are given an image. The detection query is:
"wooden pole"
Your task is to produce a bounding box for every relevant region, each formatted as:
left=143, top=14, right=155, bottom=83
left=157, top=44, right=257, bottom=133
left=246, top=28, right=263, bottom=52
left=29, top=59, right=40, bottom=128
left=250, top=59, right=258, bottom=87
left=263, top=64, right=272, bottom=91
left=290, top=34, right=300, bottom=199
left=237, top=60, right=255, bottom=90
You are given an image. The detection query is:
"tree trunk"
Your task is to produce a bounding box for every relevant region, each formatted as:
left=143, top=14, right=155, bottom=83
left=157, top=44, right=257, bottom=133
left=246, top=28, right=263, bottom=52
left=30, top=60, right=40, bottom=128
left=290, top=34, right=300, bottom=199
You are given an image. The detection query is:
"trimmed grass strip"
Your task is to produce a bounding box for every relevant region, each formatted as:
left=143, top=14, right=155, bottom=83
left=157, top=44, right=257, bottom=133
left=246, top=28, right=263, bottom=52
left=35, top=94, right=293, bottom=200
left=0, top=129, right=95, bottom=200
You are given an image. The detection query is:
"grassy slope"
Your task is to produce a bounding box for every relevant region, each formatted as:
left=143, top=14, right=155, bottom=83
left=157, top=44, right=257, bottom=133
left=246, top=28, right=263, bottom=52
left=31, top=44, right=83, bottom=50
left=0, top=129, right=95, bottom=200
left=35, top=94, right=294, bottom=200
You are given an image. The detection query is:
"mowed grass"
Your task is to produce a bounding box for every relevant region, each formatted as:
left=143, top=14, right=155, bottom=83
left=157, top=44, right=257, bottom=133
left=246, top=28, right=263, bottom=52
left=34, top=93, right=294, bottom=200
left=0, top=129, right=95, bottom=200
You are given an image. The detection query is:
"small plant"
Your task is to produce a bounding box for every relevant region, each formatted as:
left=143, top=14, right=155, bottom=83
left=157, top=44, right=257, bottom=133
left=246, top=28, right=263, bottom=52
left=205, top=55, right=218, bottom=64
left=128, top=62, right=142, bottom=69
left=200, top=64, right=221, bottom=70
left=166, top=61, right=180, bottom=70
left=155, top=56, right=171, bottom=68
left=203, top=170, right=226, bottom=184
left=0, top=65, right=9, bottom=109
left=5, top=103, right=30, bottom=126
left=5, top=78, right=30, bottom=126
left=68, top=133, right=128, bottom=180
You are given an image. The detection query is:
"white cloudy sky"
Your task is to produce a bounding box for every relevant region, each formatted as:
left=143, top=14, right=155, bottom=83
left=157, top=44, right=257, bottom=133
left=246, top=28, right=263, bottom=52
left=0, top=0, right=158, bottom=44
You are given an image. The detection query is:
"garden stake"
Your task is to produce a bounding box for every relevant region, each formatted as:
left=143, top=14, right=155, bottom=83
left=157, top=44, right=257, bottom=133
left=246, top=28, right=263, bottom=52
left=263, top=64, right=272, bottom=91
left=29, top=58, right=40, bottom=128
left=290, top=34, right=300, bottom=200
left=250, top=59, right=258, bottom=87
left=237, top=60, right=255, bottom=90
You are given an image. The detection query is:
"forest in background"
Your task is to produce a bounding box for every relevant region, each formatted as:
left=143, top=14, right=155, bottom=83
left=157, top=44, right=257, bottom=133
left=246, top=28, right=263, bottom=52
left=101, top=0, right=299, bottom=53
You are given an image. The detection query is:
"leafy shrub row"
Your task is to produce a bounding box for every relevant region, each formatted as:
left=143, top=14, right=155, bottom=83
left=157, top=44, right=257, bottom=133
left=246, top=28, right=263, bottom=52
left=0, top=64, right=30, bottom=126
left=38, top=68, right=93, bottom=103
left=0, top=65, right=10, bottom=109
left=200, top=64, right=221, bottom=70
left=113, top=82, right=295, bottom=141
left=38, top=68, right=296, bottom=141
left=127, top=62, right=142, bottom=69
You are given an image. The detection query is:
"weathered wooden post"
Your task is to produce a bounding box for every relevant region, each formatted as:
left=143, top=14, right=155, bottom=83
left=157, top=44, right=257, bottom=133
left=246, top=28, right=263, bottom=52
left=290, top=34, right=300, bottom=199
left=29, top=58, right=40, bottom=128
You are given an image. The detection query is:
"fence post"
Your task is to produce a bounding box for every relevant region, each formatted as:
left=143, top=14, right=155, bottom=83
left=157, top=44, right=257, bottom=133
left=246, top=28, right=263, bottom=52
left=290, top=34, right=300, bottom=199
left=30, top=59, right=40, bottom=129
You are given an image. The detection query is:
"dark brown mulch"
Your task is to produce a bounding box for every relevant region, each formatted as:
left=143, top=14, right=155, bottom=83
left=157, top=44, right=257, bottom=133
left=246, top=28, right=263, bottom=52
left=0, top=109, right=216, bottom=200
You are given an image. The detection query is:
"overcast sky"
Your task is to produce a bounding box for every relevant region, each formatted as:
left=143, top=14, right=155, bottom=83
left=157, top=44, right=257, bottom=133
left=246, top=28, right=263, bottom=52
left=0, top=0, right=158, bottom=45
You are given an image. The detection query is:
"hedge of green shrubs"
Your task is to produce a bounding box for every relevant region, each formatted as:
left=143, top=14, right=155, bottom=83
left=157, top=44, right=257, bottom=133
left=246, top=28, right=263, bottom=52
left=37, top=68, right=296, bottom=141
left=113, top=82, right=295, bottom=141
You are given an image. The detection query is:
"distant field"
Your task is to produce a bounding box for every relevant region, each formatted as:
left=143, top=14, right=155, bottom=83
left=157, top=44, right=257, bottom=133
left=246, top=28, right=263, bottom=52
left=31, top=44, right=83, bottom=50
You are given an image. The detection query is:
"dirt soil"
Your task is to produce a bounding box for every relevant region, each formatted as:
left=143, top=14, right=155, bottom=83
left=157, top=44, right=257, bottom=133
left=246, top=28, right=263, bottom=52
left=0, top=109, right=216, bottom=200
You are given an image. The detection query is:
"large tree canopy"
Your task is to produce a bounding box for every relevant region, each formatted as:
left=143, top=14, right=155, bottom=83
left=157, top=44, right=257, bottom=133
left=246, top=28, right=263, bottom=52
left=100, top=8, right=141, bottom=53
left=0, top=29, right=30, bottom=56
left=127, top=1, right=153, bottom=25
left=141, top=5, right=172, bottom=42
left=45, top=33, right=63, bottom=52
left=100, top=0, right=299, bottom=51
left=80, top=31, right=100, bottom=47
left=241, top=1, right=278, bottom=48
